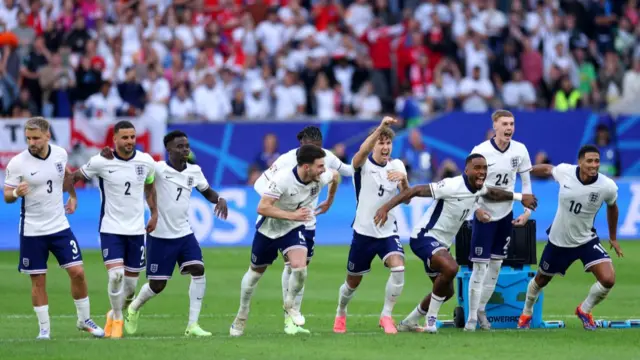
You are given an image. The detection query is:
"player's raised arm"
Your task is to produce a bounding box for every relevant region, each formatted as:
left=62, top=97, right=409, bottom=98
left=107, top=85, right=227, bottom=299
left=316, top=170, right=339, bottom=215
left=482, top=187, right=537, bottom=210
left=529, top=164, right=554, bottom=178
left=352, top=116, right=397, bottom=169
left=374, top=185, right=432, bottom=226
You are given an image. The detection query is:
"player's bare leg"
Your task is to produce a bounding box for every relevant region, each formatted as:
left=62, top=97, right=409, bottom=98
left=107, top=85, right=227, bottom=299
left=477, top=259, right=502, bottom=330
left=518, top=273, right=552, bottom=329
left=30, top=274, right=51, bottom=339
left=399, top=251, right=455, bottom=333
left=283, top=247, right=310, bottom=334
left=333, top=274, right=362, bottom=333
left=66, top=265, right=104, bottom=337
left=576, top=262, right=615, bottom=330
left=230, top=265, right=266, bottom=336
left=105, top=262, right=126, bottom=338
left=380, top=254, right=404, bottom=334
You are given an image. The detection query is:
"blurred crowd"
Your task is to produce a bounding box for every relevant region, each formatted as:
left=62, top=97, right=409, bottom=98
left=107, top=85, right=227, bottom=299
left=0, top=0, right=639, bottom=124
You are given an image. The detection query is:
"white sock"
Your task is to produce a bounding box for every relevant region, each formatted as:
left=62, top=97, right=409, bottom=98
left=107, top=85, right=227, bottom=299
left=34, top=305, right=50, bottom=334
left=468, top=262, right=488, bottom=322
left=404, top=303, right=426, bottom=324
left=238, top=268, right=263, bottom=318
left=285, top=266, right=307, bottom=310
left=124, top=276, right=139, bottom=303
left=479, top=259, right=502, bottom=311
left=74, top=297, right=90, bottom=322
left=580, top=282, right=611, bottom=313
left=294, top=285, right=305, bottom=312
left=523, top=279, right=541, bottom=316
left=107, top=267, right=125, bottom=320
left=281, top=264, right=291, bottom=306
left=336, top=282, right=356, bottom=316
left=130, top=283, right=156, bottom=312
left=427, top=294, right=446, bottom=319
left=381, top=266, right=405, bottom=317
left=188, top=275, right=206, bottom=326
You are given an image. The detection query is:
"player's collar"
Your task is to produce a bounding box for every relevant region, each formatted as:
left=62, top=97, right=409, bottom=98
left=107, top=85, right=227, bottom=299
left=462, top=174, right=478, bottom=193
left=292, top=166, right=310, bottom=185
left=490, top=137, right=510, bottom=154
left=114, top=150, right=137, bottom=161
left=576, top=167, right=598, bottom=185
left=368, top=154, right=387, bottom=167
left=167, top=159, right=187, bottom=172
left=29, top=145, right=51, bottom=160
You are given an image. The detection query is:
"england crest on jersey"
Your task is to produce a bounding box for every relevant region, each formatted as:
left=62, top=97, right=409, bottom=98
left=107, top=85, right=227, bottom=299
left=135, top=165, right=145, bottom=181
left=55, top=161, right=64, bottom=177
left=588, top=192, right=600, bottom=204
left=310, top=185, right=319, bottom=197
left=187, top=176, right=194, bottom=187
left=510, top=157, right=519, bottom=169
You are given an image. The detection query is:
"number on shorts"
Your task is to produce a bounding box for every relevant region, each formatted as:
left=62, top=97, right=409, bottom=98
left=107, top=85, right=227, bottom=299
left=69, top=239, right=79, bottom=254
left=124, top=182, right=131, bottom=196
left=176, top=187, right=183, bottom=201
left=569, top=200, right=582, bottom=214
left=503, top=236, right=511, bottom=254
left=495, top=173, right=509, bottom=186
left=46, top=180, right=53, bottom=193
left=140, top=245, right=145, bottom=263
left=298, top=231, right=305, bottom=243
left=593, top=243, right=607, bottom=254
left=459, top=209, right=470, bottom=221
left=394, top=237, right=403, bottom=249
left=378, top=185, right=384, bottom=197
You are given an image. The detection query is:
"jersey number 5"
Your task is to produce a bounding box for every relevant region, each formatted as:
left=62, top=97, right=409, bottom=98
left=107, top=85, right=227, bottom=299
left=378, top=185, right=384, bottom=197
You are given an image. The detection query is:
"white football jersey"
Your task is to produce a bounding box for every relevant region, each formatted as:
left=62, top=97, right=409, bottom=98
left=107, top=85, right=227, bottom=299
left=471, top=139, right=532, bottom=220
left=81, top=151, right=156, bottom=235
left=150, top=161, right=210, bottom=239
left=411, top=175, right=487, bottom=248
left=4, top=145, right=70, bottom=236
left=254, top=147, right=353, bottom=230
left=257, top=167, right=334, bottom=239
left=547, top=164, right=618, bottom=248
left=353, top=155, right=406, bottom=238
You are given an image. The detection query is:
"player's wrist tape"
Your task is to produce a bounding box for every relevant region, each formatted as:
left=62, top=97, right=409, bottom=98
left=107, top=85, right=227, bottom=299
left=513, top=193, right=523, bottom=201
left=12, top=188, right=18, bottom=198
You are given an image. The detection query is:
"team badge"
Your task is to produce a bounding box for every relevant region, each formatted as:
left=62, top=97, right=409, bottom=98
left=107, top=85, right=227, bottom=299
left=55, top=161, right=64, bottom=177
left=150, top=264, right=158, bottom=273
left=188, top=176, right=194, bottom=187
left=310, top=185, right=319, bottom=196
left=542, top=261, right=549, bottom=271
left=475, top=247, right=483, bottom=256
left=22, top=258, right=29, bottom=267
left=431, top=241, right=440, bottom=247
left=135, top=165, right=145, bottom=181
left=511, top=157, right=519, bottom=169
left=103, top=249, right=109, bottom=258
left=251, top=253, right=257, bottom=263
left=588, top=192, right=600, bottom=204
left=348, top=261, right=355, bottom=271
left=436, top=180, right=446, bottom=189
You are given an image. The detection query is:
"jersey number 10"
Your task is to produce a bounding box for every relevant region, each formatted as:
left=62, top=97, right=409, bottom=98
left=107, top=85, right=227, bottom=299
left=569, top=200, right=582, bottom=214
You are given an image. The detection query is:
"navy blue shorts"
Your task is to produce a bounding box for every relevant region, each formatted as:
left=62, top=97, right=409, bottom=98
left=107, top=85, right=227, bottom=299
left=251, top=226, right=307, bottom=267
left=410, top=235, right=449, bottom=277
left=470, top=211, right=513, bottom=262
left=346, top=231, right=404, bottom=275
left=146, top=233, right=204, bottom=280
left=538, top=238, right=611, bottom=277
left=281, top=229, right=315, bottom=262
left=19, top=228, right=83, bottom=274
left=100, top=233, right=146, bottom=273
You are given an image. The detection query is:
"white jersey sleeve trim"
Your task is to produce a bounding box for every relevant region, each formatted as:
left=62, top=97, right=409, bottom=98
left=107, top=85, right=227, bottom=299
left=80, top=167, right=91, bottom=180
left=4, top=182, right=17, bottom=188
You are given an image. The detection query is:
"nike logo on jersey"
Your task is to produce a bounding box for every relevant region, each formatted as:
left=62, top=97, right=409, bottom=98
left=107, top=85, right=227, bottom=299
left=166, top=176, right=173, bottom=179
left=563, top=185, right=571, bottom=189
left=31, top=172, right=38, bottom=175
left=488, top=163, right=496, bottom=167
left=108, top=170, right=116, bottom=173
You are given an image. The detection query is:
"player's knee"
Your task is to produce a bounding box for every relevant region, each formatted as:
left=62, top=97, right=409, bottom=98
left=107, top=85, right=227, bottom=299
left=385, top=254, right=404, bottom=268
left=598, top=274, right=615, bottom=289
left=346, top=274, right=362, bottom=289
left=149, top=280, right=167, bottom=293
left=440, top=262, right=459, bottom=280
left=30, top=274, right=46, bottom=289
left=67, top=266, right=86, bottom=284
left=187, top=264, right=205, bottom=277
left=534, top=273, right=551, bottom=288
left=108, top=267, right=125, bottom=283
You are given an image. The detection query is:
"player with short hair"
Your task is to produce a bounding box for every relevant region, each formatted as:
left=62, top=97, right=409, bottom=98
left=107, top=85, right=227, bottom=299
left=374, top=154, right=537, bottom=333
left=231, top=144, right=340, bottom=336
left=94, top=131, right=228, bottom=336
left=3, top=117, right=104, bottom=339
left=465, top=109, right=534, bottom=331
left=518, top=145, right=622, bottom=330
left=68, top=121, right=158, bottom=338
left=254, top=125, right=353, bottom=326
left=332, top=117, right=409, bottom=334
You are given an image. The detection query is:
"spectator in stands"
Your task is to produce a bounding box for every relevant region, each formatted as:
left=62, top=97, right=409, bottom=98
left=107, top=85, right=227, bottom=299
left=245, top=80, right=271, bottom=119
left=332, top=142, right=349, bottom=164
left=403, top=129, right=436, bottom=184
left=458, top=66, right=494, bottom=112
left=574, top=47, right=598, bottom=107
left=169, top=83, right=195, bottom=121
left=12, top=10, right=35, bottom=60
left=598, top=51, right=626, bottom=107
left=254, top=133, right=280, bottom=171
left=426, top=72, right=456, bottom=113
left=193, top=70, right=231, bottom=121
left=246, top=164, right=262, bottom=186
left=313, top=72, right=337, bottom=120
left=502, top=69, right=536, bottom=110
left=38, top=51, right=75, bottom=117
left=118, top=67, right=146, bottom=116
left=531, top=150, right=553, bottom=180
left=594, top=124, right=620, bottom=177
left=435, top=159, right=460, bottom=181
left=353, top=80, right=382, bottom=118
left=273, top=70, right=306, bottom=119
left=609, top=56, right=640, bottom=115
left=83, top=80, right=124, bottom=120
left=553, top=75, right=582, bottom=111
left=142, top=65, right=170, bottom=124
left=12, top=87, right=38, bottom=116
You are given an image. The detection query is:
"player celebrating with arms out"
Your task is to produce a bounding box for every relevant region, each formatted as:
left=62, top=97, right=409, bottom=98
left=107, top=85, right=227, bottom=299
left=4, top=117, right=104, bottom=339
left=254, top=126, right=353, bottom=327
left=518, top=145, right=622, bottom=330
left=332, top=116, right=409, bottom=335
left=97, top=130, right=229, bottom=337
left=68, top=121, right=158, bottom=339
left=231, top=145, right=339, bottom=336
left=374, top=154, right=537, bottom=333
left=466, top=110, right=534, bottom=331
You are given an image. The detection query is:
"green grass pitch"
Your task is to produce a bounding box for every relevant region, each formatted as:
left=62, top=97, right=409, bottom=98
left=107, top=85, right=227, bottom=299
left=1, top=243, right=639, bottom=360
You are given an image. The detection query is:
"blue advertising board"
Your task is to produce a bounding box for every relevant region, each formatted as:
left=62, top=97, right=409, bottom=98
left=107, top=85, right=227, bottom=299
left=1, top=180, right=639, bottom=251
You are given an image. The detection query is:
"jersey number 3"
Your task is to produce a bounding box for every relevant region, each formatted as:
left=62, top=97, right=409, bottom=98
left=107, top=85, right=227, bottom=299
left=46, top=180, right=53, bottom=193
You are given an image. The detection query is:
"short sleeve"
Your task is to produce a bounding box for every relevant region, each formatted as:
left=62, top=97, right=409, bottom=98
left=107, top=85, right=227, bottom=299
left=319, top=170, right=334, bottom=186
left=144, top=158, right=156, bottom=184
left=604, top=181, right=619, bottom=206
left=264, top=175, right=285, bottom=199
left=80, top=155, right=104, bottom=179
left=517, top=146, right=533, bottom=173
left=195, top=167, right=210, bottom=192
left=392, top=160, right=407, bottom=175
left=4, top=158, right=22, bottom=188
left=477, top=185, right=488, bottom=196
left=430, top=178, right=461, bottom=200
left=551, top=163, right=572, bottom=182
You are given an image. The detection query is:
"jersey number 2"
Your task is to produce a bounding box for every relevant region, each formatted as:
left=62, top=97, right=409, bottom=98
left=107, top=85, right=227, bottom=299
left=495, top=173, right=509, bottom=186
left=124, top=182, right=131, bottom=196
